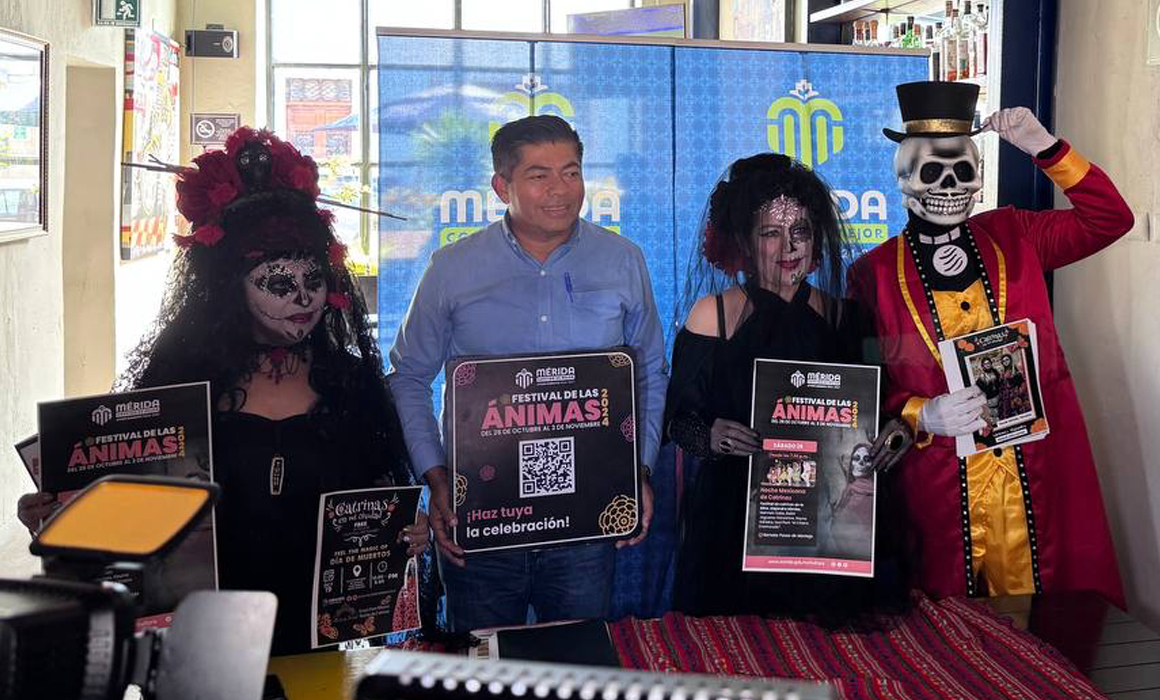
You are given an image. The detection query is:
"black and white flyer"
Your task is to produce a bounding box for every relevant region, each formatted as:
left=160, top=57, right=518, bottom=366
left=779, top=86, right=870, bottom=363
left=446, top=349, right=640, bottom=552
left=311, top=486, right=423, bottom=648
left=36, top=382, right=215, bottom=628
left=937, top=318, right=1049, bottom=457
left=743, top=360, right=880, bottom=577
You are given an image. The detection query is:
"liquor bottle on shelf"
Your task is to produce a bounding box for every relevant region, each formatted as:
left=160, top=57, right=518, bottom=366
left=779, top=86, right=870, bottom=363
left=973, top=3, right=989, bottom=76
left=954, top=4, right=970, bottom=79
left=929, top=23, right=942, bottom=81
left=941, top=1, right=958, bottom=81
left=962, top=2, right=977, bottom=79
left=901, top=16, right=917, bottom=48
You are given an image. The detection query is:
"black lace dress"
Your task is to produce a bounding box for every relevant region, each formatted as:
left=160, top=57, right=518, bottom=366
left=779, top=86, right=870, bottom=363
left=665, top=283, right=910, bottom=624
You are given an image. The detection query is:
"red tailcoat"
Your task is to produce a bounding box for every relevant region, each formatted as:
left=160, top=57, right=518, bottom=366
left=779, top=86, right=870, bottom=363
left=849, top=142, right=1129, bottom=607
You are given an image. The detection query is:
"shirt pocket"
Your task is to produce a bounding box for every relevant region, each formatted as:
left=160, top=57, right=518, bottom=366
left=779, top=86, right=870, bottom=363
left=568, top=289, right=624, bottom=345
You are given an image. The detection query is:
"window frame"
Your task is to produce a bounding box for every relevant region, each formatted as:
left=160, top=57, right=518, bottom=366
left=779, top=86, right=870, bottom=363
left=265, top=0, right=641, bottom=273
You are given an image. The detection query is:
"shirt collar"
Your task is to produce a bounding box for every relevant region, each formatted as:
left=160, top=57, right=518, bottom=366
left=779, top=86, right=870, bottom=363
left=501, top=213, right=582, bottom=264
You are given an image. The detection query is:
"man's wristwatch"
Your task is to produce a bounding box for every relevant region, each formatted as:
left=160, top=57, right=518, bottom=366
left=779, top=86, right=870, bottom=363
left=640, top=464, right=652, bottom=479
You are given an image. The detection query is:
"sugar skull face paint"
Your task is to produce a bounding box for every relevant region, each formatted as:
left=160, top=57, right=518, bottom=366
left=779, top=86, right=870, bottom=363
left=245, top=256, right=327, bottom=346
left=751, top=196, right=814, bottom=295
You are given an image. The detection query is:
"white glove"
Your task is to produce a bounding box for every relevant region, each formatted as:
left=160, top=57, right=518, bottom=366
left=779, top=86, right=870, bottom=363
left=981, top=107, right=1056, bottom=157
left=918, top=386, right=988, bottom=437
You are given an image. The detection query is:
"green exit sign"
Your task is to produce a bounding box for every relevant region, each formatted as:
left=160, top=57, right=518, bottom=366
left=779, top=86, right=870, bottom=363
left=93, top=0, right=142, bottom=28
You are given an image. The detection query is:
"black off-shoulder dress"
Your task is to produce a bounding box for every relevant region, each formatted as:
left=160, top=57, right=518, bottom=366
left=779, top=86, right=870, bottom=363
left=664, top=283, right=911, bottom=625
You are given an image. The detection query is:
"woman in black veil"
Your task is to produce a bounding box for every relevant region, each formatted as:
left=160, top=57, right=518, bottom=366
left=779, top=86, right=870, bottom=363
left=664, top=153, right=912, bottom=625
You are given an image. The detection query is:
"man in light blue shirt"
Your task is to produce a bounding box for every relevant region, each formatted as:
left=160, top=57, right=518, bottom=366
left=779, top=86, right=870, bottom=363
left=388, top=115, right=668, bottom=631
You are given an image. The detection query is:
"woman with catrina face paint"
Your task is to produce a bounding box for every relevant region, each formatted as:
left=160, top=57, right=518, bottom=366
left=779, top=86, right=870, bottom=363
left=663, top=153, right=913, bottom=624
left=17, top=128, right=429, bottom=655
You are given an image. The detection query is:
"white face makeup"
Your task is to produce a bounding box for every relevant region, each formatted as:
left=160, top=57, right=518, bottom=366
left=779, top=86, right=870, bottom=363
left=244, top=256, right=328, bottom=346
left=751, top=196, right=814, bottom=295
left=851, top=446, right=873, bottom=478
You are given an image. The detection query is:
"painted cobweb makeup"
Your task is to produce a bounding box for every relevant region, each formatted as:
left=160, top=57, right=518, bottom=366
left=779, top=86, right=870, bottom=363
left=752, top=196, right=814, bottom=290
left=244, top=256, right=328, bottom=346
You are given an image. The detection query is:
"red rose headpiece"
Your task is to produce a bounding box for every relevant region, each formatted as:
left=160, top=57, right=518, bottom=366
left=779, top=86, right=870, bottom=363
left=174, top=127, right=325, bottom=250
left=702, top=221, right=747, bottom=276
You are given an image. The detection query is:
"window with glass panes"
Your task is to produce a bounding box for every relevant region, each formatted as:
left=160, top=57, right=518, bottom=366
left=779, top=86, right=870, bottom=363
left=267, top=0, right=635, bottom=295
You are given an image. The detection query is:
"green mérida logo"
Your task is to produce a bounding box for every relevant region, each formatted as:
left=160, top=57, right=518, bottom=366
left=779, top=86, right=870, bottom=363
left=767, top=80, right=844, bottom=168
left=767, top=80, right=889, bottom=244
left=489, top=74, right=576, bottom=141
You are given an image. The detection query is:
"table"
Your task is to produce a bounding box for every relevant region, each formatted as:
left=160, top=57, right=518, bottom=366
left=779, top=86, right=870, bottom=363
left=268, top=648, right=379, bottom=700
left=268, top=591, right=1160, bottom=700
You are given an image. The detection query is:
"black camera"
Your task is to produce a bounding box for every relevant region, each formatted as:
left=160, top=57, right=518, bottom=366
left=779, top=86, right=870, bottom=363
left=0, top=475, right=276, bottom=700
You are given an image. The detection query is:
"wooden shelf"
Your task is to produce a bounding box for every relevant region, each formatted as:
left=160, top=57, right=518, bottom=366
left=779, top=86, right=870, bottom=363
left=810, top=0, right=947, bottom=24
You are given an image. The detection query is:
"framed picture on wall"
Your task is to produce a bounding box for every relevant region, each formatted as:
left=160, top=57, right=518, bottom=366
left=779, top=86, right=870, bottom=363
left=0, top=27, right=49, bottom=244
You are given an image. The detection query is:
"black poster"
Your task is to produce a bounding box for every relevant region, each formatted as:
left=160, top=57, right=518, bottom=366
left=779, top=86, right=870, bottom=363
left=743, top=360, right=880, bottom=577
left=312, top=486, right=423, bottom=648
left=38, top=382, right=213, bottom=494
left=35, top=382, right=215, bottom=628
left=447, top=349, right=640, bottom=552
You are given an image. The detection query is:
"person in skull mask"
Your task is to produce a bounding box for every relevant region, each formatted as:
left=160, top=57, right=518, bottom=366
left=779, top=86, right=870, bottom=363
left=18, top=127, right=430, bottom=654
left=848, top=81, right=1130, bottom=606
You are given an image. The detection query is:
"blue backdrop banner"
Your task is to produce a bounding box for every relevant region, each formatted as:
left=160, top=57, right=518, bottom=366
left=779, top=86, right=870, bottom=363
left=376, top=34, right=926, bottom=617
left=377, top=35, right=925, bottom=352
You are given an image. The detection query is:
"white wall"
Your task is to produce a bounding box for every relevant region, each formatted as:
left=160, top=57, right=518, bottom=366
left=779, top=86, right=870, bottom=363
left=0, top=0, right=178, bottom=576
left=63, top=64, right=119, bottom=396
left=0, top=0, right=257, bottom=578
left=1053, top=0, right=1160, bottom=626
left=177, top=0, right=259, bottom=164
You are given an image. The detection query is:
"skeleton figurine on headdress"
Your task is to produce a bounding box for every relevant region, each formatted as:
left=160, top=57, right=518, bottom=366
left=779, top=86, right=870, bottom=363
left=849, top=81, right=1131, bottom=606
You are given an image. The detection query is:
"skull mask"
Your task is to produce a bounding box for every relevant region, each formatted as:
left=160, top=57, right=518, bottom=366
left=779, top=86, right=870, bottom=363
left=895, top=135, right=982, bottom=226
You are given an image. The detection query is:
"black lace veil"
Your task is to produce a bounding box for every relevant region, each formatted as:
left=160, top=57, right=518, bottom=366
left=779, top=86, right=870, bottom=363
left=677, top=153, right=857, bottom=330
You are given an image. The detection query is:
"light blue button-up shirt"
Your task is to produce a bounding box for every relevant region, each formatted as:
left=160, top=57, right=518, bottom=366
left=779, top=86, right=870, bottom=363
left=387, top=216, right=669, bottom=479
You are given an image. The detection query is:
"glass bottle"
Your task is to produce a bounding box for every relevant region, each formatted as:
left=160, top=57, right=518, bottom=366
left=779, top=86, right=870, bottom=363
left=942, top=1, right=958, bottom=81
left=974, top=3, right=989, bottom=76
left=954, top=5, right=970, bottom=79
left=928, top=24, right=941, bottom=80
left=902, top=16, right=918, bottom=48
left=962, top=2, right=977, bottom=79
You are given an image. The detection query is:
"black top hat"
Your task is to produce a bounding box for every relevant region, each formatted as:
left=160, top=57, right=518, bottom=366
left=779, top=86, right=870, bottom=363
left=882, top=81, right=982, bottom=142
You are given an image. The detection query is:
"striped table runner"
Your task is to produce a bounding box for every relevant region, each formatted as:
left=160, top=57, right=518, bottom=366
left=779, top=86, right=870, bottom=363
left=609, top=592, right=1108, bottom=700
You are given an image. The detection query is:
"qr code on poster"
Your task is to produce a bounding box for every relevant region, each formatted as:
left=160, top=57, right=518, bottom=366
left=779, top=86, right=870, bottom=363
left=518, top=437, right=576, bottom=498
